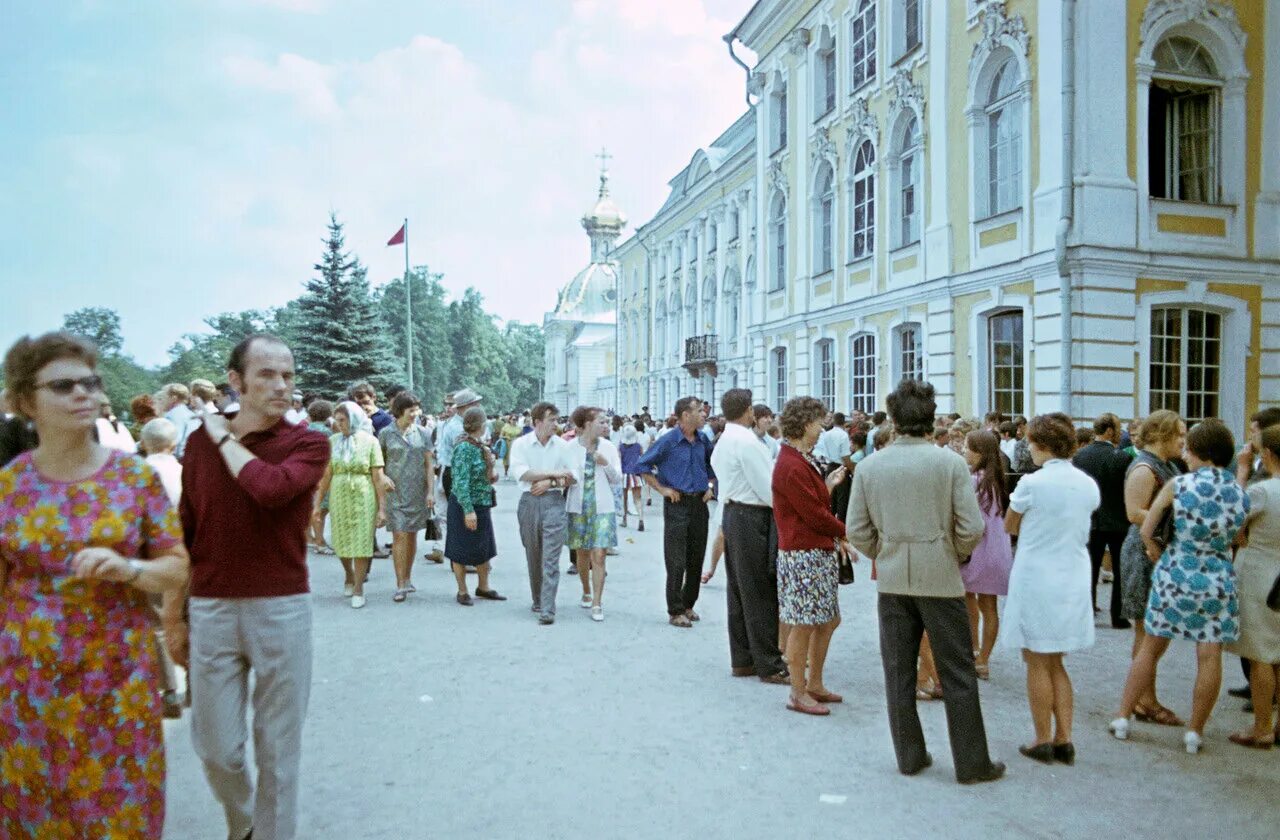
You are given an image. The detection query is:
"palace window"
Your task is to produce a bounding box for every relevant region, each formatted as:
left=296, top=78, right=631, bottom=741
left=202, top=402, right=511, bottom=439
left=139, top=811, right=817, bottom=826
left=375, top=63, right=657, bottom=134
left=816, top=339, right=836, bottom=410
left=987, top=310, right=1024, bottom=415
left=984, top=57, right=1022, bottom=216
left=813, top=163, right=835, bottom=274
left=895, top=115, right=921, bottom=247
left=1149, top=37, right=1220, bottom=204
left=894, top=323, right=923, bottom=382
left=851, top=140, right=875, bottom=260
left=894, top=0, right=922, bottom=60
left=773, top=347, right=788, bottom=412
left=1150, top=306, right=1220, bottom=423
left=769, top=192, right=788, bottom=292
left=702, top=277, right=717, bottom=334
left=850, top=332, right=877, bottom=413
left=850, top=0, right=877, bottom=91
left=816, top=32, right=837, bottom=118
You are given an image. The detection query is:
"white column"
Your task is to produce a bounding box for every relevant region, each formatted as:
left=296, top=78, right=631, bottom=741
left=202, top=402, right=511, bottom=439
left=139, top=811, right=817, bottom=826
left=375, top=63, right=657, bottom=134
left=1032, top=0, right=1065, bottom=253
left=1255, top=2, right=1280, bottom=259
left=923, top=0, right=951, bottom=279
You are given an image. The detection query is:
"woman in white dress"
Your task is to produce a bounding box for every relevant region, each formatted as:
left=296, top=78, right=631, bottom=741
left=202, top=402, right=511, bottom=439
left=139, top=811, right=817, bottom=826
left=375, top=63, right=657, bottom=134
left=999, top=413, right=1099, bottom=766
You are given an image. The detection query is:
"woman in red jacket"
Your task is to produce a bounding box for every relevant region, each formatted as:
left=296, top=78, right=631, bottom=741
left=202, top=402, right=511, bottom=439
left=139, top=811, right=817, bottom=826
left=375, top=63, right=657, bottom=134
left=772, top=396, right=855, bottom=716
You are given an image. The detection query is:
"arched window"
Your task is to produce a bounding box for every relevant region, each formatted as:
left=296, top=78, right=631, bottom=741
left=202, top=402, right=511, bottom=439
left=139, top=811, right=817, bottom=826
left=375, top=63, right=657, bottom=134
left=654, top=301, right=666, bottom=364
left=849, top=332, right=877, bottom=413
left=1150, top=37, right=1220, bottom=203
left=815, top=339, right=836, bottom=410
left=723, top=267, right=741, bottom=343
left=669, top=292, right=682, bottom=357
left=814, top=27, right=837, bottom=119
left=850, top=0, right=876, bottom=91
left=773, top=347, right=788, bottom=411
left=769, top=192, right=788, bottom=291
left=813, top=163, right=835, bottom=274
left=850, top=140, right=875, bottom=260
left=685, top=285, right=697, bottom=339
left=984, top=57, right=1022, bottom=216
left=894, top=115, right=921, bottom=247
left=702, top=277, right=717, bottom=334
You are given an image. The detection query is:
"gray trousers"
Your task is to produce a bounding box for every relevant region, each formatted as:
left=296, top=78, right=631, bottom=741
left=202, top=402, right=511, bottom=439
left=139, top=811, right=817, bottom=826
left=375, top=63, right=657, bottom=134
left=190, top=594, right=313, bottom=840
left=877, top=593, right=993, bottom=781
left=517, top=491, right=567, bottom=617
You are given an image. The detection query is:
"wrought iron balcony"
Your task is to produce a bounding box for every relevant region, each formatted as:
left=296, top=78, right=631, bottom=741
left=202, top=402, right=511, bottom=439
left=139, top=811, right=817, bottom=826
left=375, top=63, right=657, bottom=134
left=684, top=334, right=719, bottom=377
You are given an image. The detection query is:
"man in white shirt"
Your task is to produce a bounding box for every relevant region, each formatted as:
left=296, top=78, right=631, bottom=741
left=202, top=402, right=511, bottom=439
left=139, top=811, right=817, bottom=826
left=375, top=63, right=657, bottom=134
left=711, top=389, right=788, bottom=682
left=161, top=382, right=197, bottom=458
left=96, top=401, right=138, bottom=453
left=816, top=412, right=856, bottom=520
left=509, top=401, right=577, bottom=624
left=751, top=403, right=780, bottom=460
left=283, top=392, right=307, bottom=425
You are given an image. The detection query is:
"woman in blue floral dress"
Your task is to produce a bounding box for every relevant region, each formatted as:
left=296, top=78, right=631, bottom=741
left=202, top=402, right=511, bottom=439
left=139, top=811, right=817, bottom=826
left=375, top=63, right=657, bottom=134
left=1110, top=419, right=1249, bottom=754
left=566, top=407, right=623, bottom=622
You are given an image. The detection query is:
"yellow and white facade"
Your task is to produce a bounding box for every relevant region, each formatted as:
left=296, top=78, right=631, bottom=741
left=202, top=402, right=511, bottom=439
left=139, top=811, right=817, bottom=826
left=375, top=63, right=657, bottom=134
left=606, top=0, right=1278, bottom=434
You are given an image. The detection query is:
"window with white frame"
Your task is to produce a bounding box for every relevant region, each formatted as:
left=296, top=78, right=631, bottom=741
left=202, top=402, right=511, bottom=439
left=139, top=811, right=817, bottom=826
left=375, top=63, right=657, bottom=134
left=726, top=289, right=739, bottom=339
left=773, top=347, right=788, bottom=411
left=703, top=277, right=717, bottom=334
left=670, top=293, right=682, bottom=356
left=769, top=192, right=788, bottom=291
left=685, top=286, right=697, bottom=338
left=655, top=303, right=666, bottom=362
left=851, top=140, right=875, bottom=260
left=894, top=0, right=922, bottom=60
left=814, top=163, right=835, bottom=274
left=894, top=323, right=923, bottom=382
left=987, top=310, right=1024, bottom=415
left=771, top=83, right=788, bottom=152
left=984, top=57, right=1022, bottom=216
left=1149, top=37, right=1220, bottom=204
left=850, top=333, right=877, bottom=413
left=1149, top=306, right=1221, bottom=423
left=816, top=35, right=837, bottom=118
left=816, top=339, right=836, bottom=410
left=895, top=115, right=921, bottom=247
left=850, top=0, right=876, bottom=91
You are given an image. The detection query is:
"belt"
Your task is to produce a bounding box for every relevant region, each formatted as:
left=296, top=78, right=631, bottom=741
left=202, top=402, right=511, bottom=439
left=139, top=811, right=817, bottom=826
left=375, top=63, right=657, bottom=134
left=725, top=500, right=771, bottom=511
left=521, top=489, right=564, bottom=497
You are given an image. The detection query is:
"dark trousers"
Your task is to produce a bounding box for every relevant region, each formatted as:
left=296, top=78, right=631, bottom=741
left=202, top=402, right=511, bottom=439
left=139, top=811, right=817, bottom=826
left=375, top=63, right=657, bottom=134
left=722, top=502, right=784, bottom=675
left=1088, top=529, right=1127, bottom=623
left=878, top=593, right=994, bottom=781
left=663, top=494, right=709, bottom=615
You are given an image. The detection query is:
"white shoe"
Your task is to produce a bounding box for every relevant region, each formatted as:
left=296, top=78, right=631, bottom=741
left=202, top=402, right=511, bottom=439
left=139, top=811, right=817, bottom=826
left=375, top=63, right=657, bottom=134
left=406, top=581, right=417, bottom=593
left=1184, top=730, right=1202, bottom=754
left=351, top=595, right=366, bottom=609
left=1108, top=718, right=1130, bottom=740
left=591, top=606, right=604, bottom=622
left=580, top=594, right=592, bottom=608
left=343, top=583, right=355, bottom=597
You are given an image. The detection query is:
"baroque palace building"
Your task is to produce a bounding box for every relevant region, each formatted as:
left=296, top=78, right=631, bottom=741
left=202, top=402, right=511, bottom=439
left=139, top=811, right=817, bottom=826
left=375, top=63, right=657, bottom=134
left=606, top=0, right=1279, bottom=437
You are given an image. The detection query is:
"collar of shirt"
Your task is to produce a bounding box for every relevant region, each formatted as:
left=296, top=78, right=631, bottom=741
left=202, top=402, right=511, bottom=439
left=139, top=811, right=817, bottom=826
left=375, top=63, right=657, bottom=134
left=711, top=423, right=773, bottom=506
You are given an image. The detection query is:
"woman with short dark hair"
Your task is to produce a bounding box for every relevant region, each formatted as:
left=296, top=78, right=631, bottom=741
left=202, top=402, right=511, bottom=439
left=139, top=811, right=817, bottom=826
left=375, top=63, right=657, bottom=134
left=0, top=332, right=190, bottom=837
left=1111, top=418, right=1249, bottom=753
left=772, top=396, right=853, bottom=715
left=999, top=413, right=1098, bottom=764
left=379, top=390, right=435, bottom=602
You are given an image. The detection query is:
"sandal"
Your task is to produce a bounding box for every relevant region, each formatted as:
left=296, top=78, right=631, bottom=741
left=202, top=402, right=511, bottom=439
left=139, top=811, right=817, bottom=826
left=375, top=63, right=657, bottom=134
left=392, top=588, right=407, bottom=603
left=1228, top=731, right=1274, bottom=750
left=975, top=663, right=990, bottom=680
left=669, top=614, right=693, bottom=628
left=1134, top=703, right=1184, bottom=727
left=787, top=694, right=831, bottom=716
left=916, top=686, right=935, bottom=701
left=808, top=688, right=843, bottom=704
left=474, top=589, right=507, bottom=601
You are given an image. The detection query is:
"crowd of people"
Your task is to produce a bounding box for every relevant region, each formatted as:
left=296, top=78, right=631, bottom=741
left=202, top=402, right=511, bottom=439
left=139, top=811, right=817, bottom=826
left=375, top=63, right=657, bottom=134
left=1, top=327, right=1278, bottom=838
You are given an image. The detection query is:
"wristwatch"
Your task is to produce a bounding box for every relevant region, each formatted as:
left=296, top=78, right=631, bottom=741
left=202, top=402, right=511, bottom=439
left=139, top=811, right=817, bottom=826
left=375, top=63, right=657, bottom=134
left=217, top=431, right=238, bottom=448
left=126, top=558, right=145, bottom=583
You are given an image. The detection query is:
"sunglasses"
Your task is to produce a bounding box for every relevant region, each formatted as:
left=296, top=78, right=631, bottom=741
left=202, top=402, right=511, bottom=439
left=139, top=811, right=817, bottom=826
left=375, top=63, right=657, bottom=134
left=36, top=376, right=104, bottom=395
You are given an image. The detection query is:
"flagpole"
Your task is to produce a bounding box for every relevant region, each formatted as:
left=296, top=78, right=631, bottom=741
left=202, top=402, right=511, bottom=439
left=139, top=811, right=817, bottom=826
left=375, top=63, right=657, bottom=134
left=403, top=217, right=413, bottom=391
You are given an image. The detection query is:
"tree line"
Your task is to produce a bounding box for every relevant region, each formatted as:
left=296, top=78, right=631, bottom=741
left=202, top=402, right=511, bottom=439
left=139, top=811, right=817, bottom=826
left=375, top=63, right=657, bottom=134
left=26, top=214, right=543, bottom=417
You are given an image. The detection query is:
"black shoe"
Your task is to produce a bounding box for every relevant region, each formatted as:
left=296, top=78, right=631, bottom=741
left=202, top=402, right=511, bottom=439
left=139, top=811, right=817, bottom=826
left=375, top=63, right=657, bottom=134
left=1052, top=742, right=1075, bottom=765
left=456, top=593, right=473, bottom=606
left=1111, top=618, right=1132, bottom=630
left=1019, top=743, right=1055, bottom=764
left=1228, top=685, right=1252, bottom=699
left=958, top=761, right=1006, bottom=785
left=902, top=752, right=933, bottom=776
left=538, top=615, right=555, bottom=625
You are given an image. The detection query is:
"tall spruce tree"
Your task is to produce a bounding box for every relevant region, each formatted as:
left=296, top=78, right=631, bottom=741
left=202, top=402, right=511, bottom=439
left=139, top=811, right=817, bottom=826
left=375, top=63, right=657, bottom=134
left=292, top=213, right=403, bottom=398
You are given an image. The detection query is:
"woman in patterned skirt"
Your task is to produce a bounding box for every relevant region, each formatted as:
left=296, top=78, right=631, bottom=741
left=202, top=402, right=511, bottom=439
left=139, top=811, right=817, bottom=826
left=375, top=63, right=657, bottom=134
left=1111, top=419, right=1249, bottom=754
left=313, top=401, right=386, bottom=609
left=0, top=332, right=190, bottom=839
left=771, top=397, right=853, bottom=716
left=566, top=406, right=623, bottom=622
left=1117, top=409, right=1186, bottom=726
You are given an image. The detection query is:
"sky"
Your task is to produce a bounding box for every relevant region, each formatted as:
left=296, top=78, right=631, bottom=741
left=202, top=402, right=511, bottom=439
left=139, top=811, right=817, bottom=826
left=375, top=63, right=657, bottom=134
left=0, top=0, right=753, bottom=366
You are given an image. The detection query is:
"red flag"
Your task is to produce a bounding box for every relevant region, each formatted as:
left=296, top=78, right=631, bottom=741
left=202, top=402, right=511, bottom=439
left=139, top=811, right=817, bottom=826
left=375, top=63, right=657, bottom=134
left=386, top=224, right=405, bottom=246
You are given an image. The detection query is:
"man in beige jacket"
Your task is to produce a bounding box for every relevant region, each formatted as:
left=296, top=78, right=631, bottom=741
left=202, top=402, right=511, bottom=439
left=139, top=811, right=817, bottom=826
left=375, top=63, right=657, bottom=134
left=847, top=379, right=1005, bottom=784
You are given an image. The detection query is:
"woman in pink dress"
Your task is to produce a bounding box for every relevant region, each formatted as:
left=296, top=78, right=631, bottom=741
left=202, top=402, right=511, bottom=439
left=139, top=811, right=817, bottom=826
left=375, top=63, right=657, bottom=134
left=961, top=429, right=1013, bottom=679
left=0, top=332, right=189, bottom=839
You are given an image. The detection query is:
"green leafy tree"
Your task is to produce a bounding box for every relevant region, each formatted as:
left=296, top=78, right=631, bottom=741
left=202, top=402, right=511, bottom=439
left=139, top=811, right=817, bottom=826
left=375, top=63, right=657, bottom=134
left=63, top=307, right=124, bottom=355
left=502, top=321, right=545, bottom=411
left=291, top=213, right=404, bottom=398
left=61, top=307, right=156, bottom=416
left=161, top=311, right=269, bottom=385
left=377, top=266, right=452, bottom=411
left=447, top=288, right=515, bottom=411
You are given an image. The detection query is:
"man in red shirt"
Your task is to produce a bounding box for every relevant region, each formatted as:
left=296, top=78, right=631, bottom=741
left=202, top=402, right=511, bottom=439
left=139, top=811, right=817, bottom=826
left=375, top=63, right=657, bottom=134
left=163, top=334, right=329, bottom=840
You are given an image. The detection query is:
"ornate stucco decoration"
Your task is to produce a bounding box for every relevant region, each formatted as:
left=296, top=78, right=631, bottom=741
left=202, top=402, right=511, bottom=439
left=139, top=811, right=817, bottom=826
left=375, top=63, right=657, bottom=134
left=844, top=95, right=879, bottom=155
left=973, top=0, right=1029, bottom=61
left=886, top=68, right=924, bottom=132
left=767, top=157, right=789, bottom=198
left=1139, top=0, right=1246, bottom=54
left=810, top=125, right=837, bottom=170
left=784, top=28, right=811, bottom=56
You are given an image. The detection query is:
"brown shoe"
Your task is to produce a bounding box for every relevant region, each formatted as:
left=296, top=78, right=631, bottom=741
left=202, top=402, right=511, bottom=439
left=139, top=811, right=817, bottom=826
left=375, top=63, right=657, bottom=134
left=669, top=614, right=693, bottom=628
left=808, top=688, right=843, bottom=703
left=731, top=666, right=756, bottom=677
left=760, top=671, right=790, bottom=685
left=685, top=609, right=700, bottom=622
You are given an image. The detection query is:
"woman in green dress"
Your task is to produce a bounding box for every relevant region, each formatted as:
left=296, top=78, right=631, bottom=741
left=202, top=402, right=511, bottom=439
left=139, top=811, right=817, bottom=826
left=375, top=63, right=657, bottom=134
left=446, top=406, right=506, bottom=605
left=313, top=401, right=386, bottom=608
left=566, top=406, right=623, bottom=622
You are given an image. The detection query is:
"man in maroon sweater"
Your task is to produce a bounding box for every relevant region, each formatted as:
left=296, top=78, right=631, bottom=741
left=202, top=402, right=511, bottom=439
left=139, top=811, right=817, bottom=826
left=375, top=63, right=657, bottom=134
left=163, top=334, right=329, bottom=840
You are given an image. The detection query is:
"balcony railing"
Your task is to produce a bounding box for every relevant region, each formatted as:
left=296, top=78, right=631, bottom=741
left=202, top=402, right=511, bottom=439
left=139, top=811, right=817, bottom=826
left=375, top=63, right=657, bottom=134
left=684, top=334, right=718, bottom=373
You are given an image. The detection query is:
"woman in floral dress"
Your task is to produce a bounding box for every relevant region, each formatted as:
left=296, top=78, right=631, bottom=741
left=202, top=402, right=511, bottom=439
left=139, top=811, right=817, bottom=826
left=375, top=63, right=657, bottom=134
left=1111, top=419, right=1249, bottom=754
left=0, top=332, right=189, bottom=839
left=565, top=406, right=623, bottom=621
left=313, top=401, right=386, bottom=609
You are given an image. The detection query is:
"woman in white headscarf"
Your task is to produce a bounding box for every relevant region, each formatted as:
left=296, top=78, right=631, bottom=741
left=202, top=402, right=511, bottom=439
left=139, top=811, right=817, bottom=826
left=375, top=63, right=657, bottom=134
left=313, top=401, right=386, bottom=608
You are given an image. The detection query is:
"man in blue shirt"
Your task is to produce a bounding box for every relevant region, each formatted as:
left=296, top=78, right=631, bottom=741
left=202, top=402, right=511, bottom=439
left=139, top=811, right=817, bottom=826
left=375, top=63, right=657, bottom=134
left=638, top=396, right=715, bottom=628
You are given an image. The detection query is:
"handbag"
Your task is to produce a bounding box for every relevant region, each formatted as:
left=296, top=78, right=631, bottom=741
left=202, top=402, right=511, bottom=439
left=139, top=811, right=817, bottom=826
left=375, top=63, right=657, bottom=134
left=424, top=518, right=441, bottom=541
left=838, top=550, right=855, bottom=585
left=1267, top=569, right=1280, bottom=612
